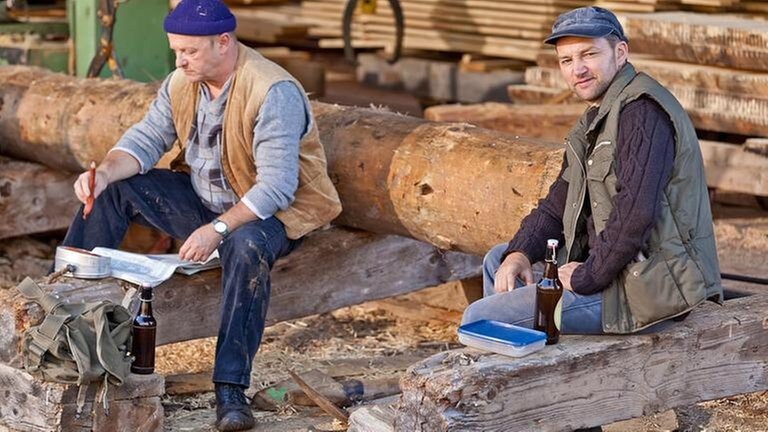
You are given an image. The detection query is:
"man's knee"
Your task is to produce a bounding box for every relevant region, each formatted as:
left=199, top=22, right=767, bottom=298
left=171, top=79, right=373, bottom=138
left=461, top=299, right=484, bottom=325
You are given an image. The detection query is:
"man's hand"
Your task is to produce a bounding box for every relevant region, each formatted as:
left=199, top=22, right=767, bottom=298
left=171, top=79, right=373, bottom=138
left=494, top=252, right=534, bottom=293
left=558, top=261, right=582, bottom=291
left=179, top=224, right=221, bottom=262
left=74, top=169, right=109, bottom=205
left=72, top=150, right=141, bottom=204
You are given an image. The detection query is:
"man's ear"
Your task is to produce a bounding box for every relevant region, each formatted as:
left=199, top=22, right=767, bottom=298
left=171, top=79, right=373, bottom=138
left=217, top=32, right=231, bottom=49
left=615, top=41, right=629, bottom=65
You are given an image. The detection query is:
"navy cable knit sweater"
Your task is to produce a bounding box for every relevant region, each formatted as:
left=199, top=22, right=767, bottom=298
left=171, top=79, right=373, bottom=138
left=504, top=96, right=675, bottom=295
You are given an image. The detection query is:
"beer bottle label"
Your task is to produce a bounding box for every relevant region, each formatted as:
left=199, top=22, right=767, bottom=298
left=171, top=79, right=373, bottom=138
left=554, top=297, right=563, bottom=331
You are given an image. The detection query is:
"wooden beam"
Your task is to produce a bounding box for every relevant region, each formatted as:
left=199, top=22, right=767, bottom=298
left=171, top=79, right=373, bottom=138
left=0, top=157, right=79, bottom=239
left=507, top=84, right=578, bottom=104
left=349, top=403, right=397, bottom=432
left=700, top=140, right=768, bottom=196
left=0, top=227, right=481, bottom=366
left=423, top=102, right=583, bottom=142
left=395, top=295, right=768, bottom=431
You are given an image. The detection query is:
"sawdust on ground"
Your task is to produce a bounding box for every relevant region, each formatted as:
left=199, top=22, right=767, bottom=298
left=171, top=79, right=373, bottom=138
left=1, top=198, right=767, bottom=431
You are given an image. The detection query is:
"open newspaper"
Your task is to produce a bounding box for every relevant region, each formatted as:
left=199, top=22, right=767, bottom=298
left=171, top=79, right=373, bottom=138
left=91, top=247, right=220, bottom=287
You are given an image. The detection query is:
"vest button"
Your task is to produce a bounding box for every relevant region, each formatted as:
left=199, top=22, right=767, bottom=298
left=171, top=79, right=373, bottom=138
left=572, top=203, right=577, bottom=208
left=593, top=201, right=598, bottom=207
left=587, top=159, right=593, bottom=166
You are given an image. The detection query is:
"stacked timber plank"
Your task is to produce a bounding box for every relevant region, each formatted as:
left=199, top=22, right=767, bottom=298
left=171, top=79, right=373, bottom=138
left=596, top=0, right=744, bottom=13
left=428, top=11, right=768, bottom=198
left=230, top=3, right=313, bottom=44
left=621, top=12, right=768, bottom=71
left=505, top=12, right=768, bottom=139
left=300, top=0, right=593, bottom=61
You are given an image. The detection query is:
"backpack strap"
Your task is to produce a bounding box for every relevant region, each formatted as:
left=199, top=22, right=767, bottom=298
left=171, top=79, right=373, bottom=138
left=16, top=277, right=62, bottom=313
left=25, top=313, right=67, bottom=371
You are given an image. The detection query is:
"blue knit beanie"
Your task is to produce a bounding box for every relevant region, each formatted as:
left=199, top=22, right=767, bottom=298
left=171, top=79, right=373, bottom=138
left=164, top=0, right=236, bottom=36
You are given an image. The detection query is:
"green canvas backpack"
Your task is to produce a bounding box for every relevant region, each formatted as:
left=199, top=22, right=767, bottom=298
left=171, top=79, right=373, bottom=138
left=15, top=277, right=134, bottom=414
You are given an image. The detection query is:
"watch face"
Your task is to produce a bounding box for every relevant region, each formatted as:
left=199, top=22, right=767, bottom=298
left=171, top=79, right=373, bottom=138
left=214, top=221, right=227, bottom=234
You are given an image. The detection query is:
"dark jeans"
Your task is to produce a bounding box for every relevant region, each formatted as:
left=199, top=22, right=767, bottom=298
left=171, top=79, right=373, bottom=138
left=62, top=169, right=300, bottom=387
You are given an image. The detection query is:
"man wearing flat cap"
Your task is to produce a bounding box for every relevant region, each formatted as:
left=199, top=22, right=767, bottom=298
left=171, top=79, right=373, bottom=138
left=62, top=0, right=341, bottom=429
left=463, top=7, right=722, bottom=336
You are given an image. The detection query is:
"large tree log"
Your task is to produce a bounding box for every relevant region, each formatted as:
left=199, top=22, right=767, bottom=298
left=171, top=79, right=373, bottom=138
left=0, top=65, right=563, bottom=254
left=0, top=227, right=481, bottom=366
left=0, top=67, right=157, bottom=173
left=314, top=103, right=561, bottom=253
left=0, top=157, right=79, bottom=239
left=395, top=295, right=768, bottom=431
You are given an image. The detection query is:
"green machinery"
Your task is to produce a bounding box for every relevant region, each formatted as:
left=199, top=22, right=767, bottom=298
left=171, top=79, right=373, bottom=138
left=1, top=0, right=173, bottom=82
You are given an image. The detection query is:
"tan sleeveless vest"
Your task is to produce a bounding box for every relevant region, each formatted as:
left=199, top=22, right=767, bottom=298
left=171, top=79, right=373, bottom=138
left=167, top=43, right=341, bottom=239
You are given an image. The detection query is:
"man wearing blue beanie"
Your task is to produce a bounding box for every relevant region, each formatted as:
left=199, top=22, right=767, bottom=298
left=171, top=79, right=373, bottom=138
left=463, top=7, right=721, bottom=340
left=61, top=1, right=342, bottom=430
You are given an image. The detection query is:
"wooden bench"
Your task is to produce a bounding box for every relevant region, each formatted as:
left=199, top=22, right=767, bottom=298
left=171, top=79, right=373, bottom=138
left=390, top=295, right=768, bottom=431
left=0, top=227, right=481, bottom=431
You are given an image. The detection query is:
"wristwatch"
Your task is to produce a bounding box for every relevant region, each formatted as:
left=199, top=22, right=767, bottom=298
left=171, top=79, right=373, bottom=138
left=211, top=218, right=230, bottom=237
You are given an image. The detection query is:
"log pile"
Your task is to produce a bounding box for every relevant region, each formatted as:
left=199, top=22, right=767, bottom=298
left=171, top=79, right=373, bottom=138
left=0, top=65, right=563, bottom=254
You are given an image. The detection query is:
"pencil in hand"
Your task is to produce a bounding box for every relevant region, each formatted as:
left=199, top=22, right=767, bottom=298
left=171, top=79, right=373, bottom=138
left=83, top=161, right=96, bottom=220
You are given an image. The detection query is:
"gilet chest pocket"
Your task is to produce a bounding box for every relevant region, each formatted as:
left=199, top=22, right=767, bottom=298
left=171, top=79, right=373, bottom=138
left=586, top=141, right=614, bottom=181
left=586, top=157, right=612, bottom=181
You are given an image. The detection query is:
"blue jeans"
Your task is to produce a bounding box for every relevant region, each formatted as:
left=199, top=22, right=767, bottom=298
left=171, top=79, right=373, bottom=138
left=62, top=169, right=300, bottom=387
left=462, top=243, right=604, bottom=334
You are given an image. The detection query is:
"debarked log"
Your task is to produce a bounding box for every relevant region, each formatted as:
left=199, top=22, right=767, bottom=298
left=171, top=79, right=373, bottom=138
left=0, top=65, right=564, bottom=255
left=0, top=227, right=481, bottom=366
left=395, top=295, right=768, bottom=431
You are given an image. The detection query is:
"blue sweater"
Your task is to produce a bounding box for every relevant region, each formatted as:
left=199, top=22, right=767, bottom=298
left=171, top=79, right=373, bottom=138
left=504, top=97, right=675, bottom=295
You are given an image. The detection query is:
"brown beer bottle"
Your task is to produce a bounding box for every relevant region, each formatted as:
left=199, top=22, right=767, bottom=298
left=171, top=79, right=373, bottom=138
left=130, top=284, right=157, bottom=374
left=534, top=239, right=564, bottom=345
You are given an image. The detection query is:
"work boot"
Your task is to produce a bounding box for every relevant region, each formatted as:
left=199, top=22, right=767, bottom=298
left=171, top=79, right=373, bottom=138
left=215, top=383, right=255, bottom=431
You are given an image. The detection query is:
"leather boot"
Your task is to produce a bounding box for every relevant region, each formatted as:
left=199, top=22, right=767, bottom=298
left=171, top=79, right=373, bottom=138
left=215, top=383, right=255, bottom=431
